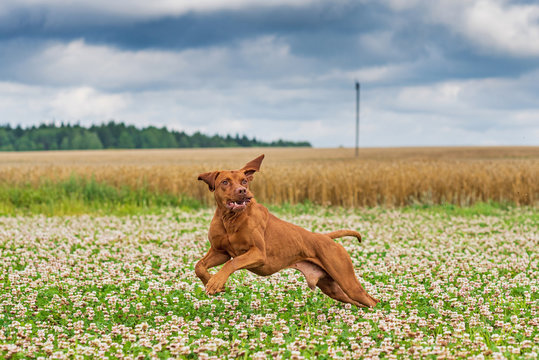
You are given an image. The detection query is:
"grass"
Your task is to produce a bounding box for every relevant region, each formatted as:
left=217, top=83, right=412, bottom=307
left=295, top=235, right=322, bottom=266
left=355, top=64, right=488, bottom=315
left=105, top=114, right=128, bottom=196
left=1, top=176, right=531, bottom=218
left=404, top=201, right=514, bottom=216
left=0, top=206, right=537, bottom=358
left=0, top=175, right=202, bottom=216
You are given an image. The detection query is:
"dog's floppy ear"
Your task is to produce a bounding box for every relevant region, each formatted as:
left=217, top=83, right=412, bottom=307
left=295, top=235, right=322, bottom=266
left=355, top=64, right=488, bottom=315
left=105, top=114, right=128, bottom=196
left=197, top=171, right=220, bottom=192
left=241, top=154, right=264, bottom=181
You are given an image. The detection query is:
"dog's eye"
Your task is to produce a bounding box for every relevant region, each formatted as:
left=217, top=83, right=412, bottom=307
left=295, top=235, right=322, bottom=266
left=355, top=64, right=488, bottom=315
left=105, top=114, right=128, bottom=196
left=241, top=179, right=248, bottom=185
left=222, top=180, right=229, bottom=185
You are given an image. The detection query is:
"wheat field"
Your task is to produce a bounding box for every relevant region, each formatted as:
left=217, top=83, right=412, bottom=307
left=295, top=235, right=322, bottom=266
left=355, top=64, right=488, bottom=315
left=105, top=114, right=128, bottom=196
left=0, top=146, right=537, bottom=207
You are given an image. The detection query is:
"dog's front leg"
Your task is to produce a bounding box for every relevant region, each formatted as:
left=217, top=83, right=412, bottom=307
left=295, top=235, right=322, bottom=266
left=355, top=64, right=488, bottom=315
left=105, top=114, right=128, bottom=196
left=205, top=247, right=266, bottom=295
left=195, top=247, right=231, bottom=285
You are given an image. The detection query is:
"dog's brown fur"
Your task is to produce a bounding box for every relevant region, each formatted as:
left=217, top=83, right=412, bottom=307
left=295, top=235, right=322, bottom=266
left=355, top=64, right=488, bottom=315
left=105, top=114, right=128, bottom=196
left=195, top=155, right=379, bottom=307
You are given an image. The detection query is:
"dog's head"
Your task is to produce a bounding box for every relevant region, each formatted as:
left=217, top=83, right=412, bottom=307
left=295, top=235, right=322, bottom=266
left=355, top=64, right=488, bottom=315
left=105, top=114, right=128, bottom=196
left=198, top=154, right=264, bottom=212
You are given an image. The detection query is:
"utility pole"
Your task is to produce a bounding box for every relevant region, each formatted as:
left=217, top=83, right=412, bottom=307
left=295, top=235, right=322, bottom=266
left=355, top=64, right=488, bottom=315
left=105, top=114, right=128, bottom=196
left=355, top=81, right=360, bottom=157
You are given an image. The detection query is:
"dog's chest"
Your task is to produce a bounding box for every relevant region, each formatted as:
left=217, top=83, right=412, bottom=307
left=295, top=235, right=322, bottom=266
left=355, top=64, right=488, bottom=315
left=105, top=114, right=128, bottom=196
left=208, top=213, right=252, bottom=257
left=208, top=231, right=248, bottom=258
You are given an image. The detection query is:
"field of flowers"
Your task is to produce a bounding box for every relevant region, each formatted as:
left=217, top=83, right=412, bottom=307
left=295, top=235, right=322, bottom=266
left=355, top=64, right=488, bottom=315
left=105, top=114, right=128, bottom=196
left=0, top=206, right=537, bottom=359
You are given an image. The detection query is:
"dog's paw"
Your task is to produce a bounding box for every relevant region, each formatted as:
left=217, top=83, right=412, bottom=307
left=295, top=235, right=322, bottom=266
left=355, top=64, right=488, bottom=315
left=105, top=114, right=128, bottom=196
left=205, top=275, right=226, bottom=295
left=205, top=286, right=225, bottom=295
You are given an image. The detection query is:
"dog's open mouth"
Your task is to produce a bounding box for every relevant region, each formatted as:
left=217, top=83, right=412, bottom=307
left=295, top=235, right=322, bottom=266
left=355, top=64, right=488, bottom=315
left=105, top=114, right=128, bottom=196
left=226, top=198, right=251, bottom=211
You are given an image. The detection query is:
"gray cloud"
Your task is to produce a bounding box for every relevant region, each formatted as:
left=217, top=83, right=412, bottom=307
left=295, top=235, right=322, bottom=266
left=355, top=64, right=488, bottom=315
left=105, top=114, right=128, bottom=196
left=0, top=0, right=538, bottom=147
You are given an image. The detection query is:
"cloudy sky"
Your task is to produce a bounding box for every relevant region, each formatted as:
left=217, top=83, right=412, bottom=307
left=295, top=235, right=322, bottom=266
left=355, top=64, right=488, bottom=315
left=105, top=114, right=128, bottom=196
left=0, top=0, right=538, bottom=147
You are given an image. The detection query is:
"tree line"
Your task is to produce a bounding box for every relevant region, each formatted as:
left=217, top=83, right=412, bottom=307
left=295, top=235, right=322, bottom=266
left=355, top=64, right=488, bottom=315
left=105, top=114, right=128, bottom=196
left=0, top=122, right=311, bottom=151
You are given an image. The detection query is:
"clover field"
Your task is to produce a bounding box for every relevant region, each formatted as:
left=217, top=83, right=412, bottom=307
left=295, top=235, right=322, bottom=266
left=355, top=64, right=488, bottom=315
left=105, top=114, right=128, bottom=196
left=0, top=206, right=537, bottom=359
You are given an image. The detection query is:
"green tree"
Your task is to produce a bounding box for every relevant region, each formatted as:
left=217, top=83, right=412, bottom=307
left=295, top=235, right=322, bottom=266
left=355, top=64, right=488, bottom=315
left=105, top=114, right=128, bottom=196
left=117, top=130, right=135, bottom=148
left=0, top=121, right=311, bottom=151
left=71, top=131, right=103, bottom=150
left=14, top=135, right=35, bottom=151
left=60, top=136, right=71, bottom=150
left=140, top=127, right=164, bottom=148
left=0, top=128, right=14, bottom=150
left=84, top=132, right=104, bottom=149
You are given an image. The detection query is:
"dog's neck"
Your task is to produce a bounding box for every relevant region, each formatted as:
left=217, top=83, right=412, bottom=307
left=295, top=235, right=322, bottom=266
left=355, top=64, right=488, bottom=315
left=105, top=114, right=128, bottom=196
left=216, top=199, right=256, bottom=233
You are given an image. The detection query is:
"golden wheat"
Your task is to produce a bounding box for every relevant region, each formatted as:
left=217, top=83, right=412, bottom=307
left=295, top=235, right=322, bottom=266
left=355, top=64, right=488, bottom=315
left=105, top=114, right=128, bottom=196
left=0, top=147, right=537, bottom=207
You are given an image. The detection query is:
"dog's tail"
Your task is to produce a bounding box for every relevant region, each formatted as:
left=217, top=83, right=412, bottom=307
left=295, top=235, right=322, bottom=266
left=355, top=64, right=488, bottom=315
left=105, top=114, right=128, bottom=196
left=325, top=230, right=361, bottom=243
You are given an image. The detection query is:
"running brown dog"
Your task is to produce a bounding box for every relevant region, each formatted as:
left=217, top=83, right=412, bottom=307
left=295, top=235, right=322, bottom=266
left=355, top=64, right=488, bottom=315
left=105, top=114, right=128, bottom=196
left=195, top=155, right=379, bottom=307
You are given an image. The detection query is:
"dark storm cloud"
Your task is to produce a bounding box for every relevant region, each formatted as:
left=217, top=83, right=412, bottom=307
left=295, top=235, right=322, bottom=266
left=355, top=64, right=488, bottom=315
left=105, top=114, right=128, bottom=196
left=0, top=2, right=383, bottom=50
left=3, top=0, right=536, bottom=88
left=0, top=0, right=537, bottom=146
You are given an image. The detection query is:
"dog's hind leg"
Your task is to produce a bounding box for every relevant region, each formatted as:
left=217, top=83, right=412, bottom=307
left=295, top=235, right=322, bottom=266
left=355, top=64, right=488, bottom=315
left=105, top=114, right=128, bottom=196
left=317, top=275, right=363, bottom=306
left=290, top=261, right=325, bottom=289
left=313, top=236, right=379, bottom=308
left=291, top=261, right=362, bottom=306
